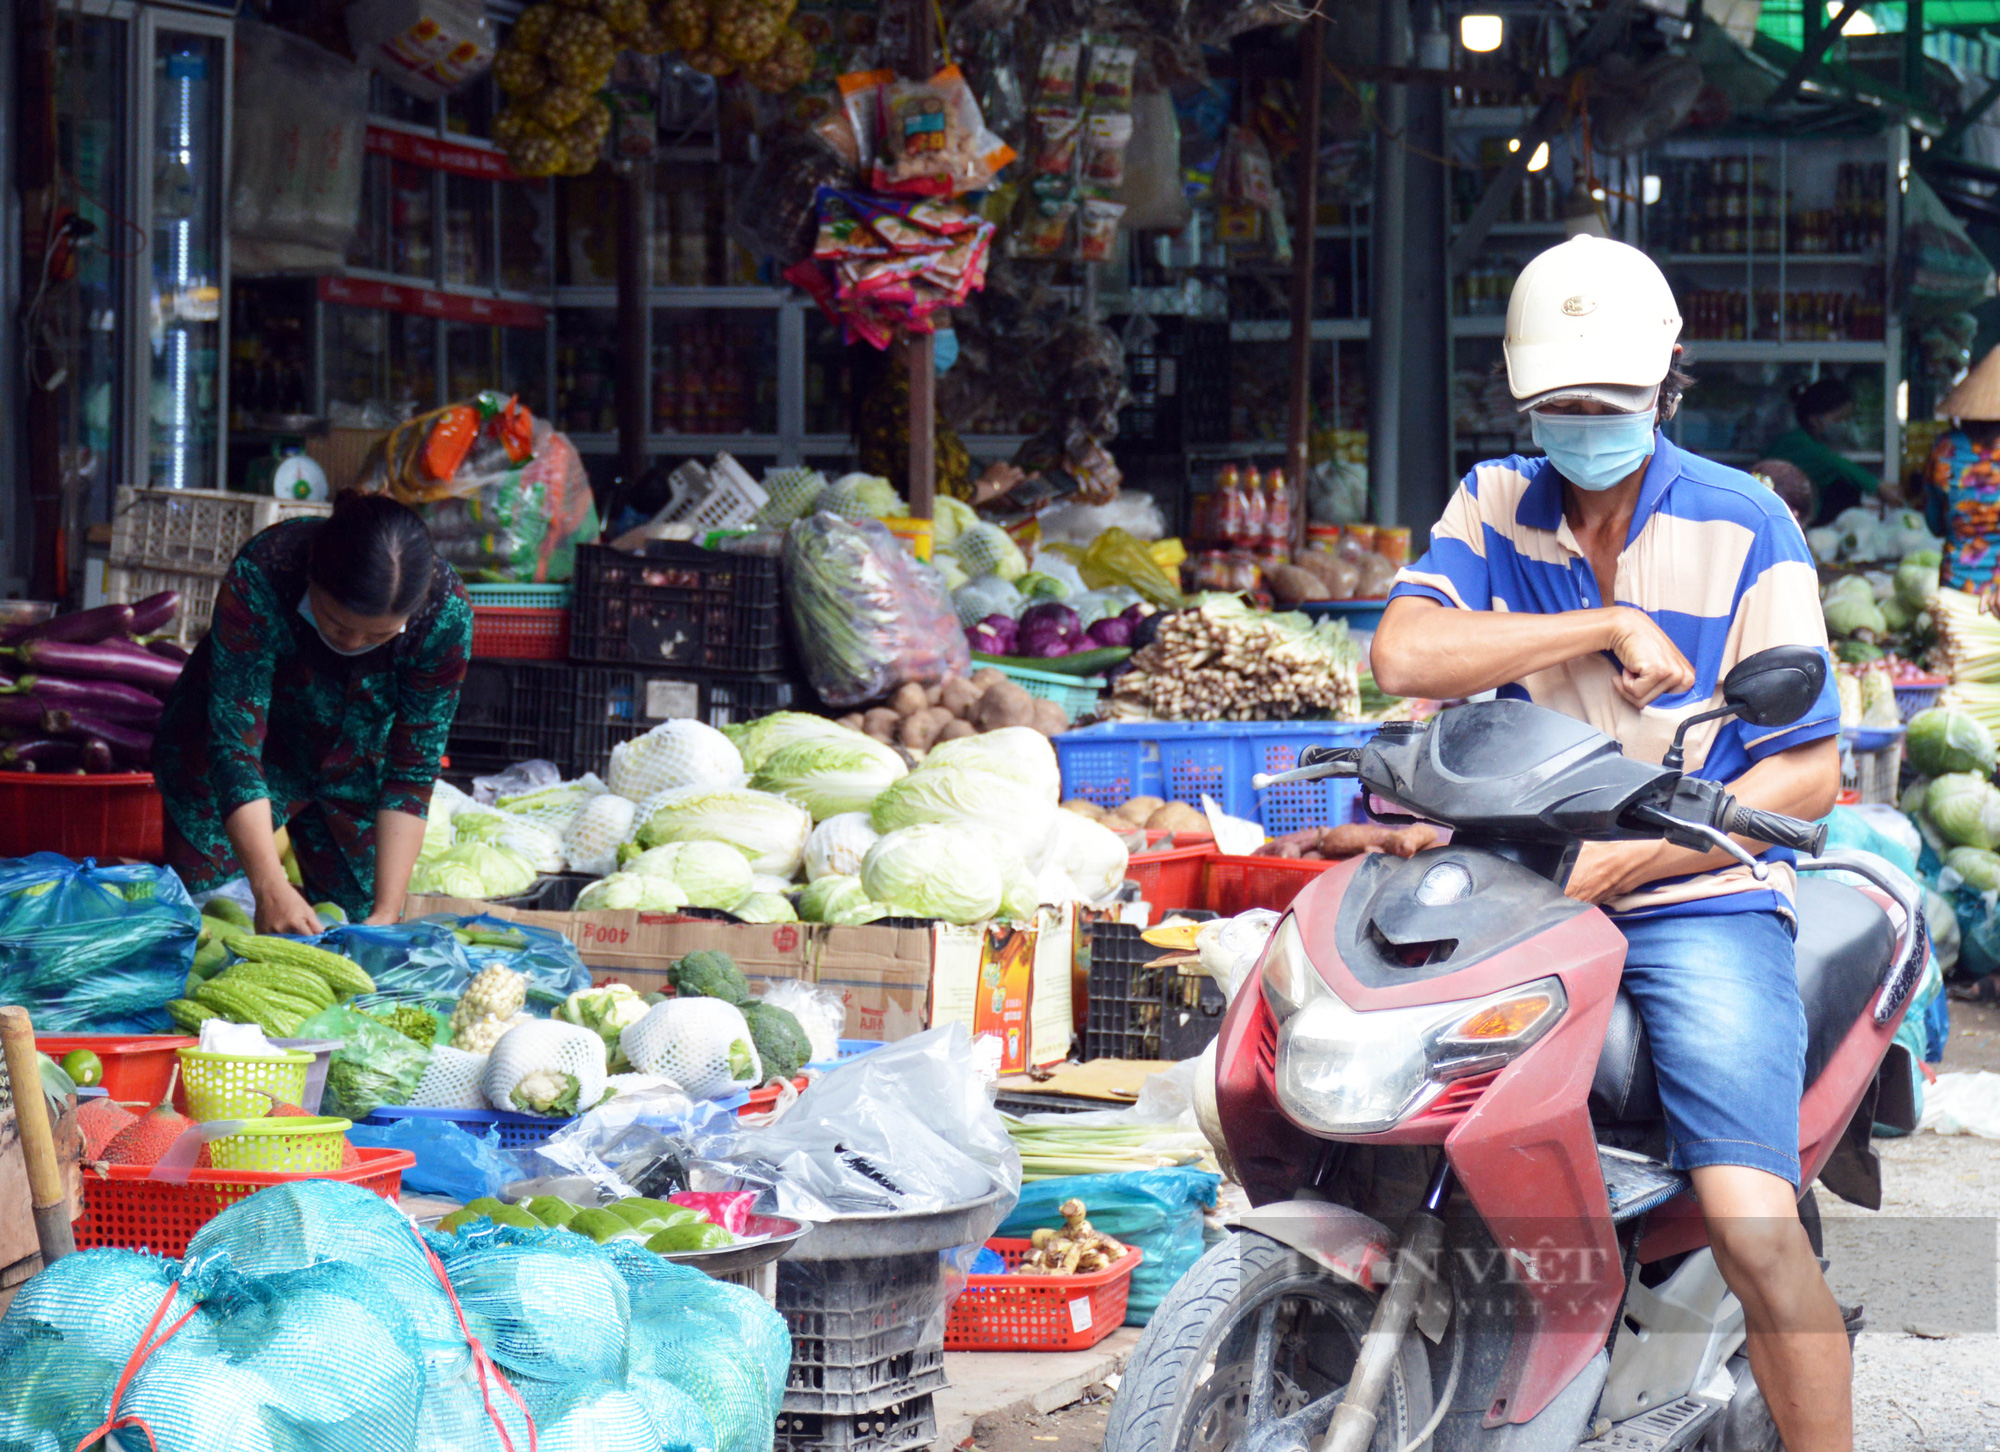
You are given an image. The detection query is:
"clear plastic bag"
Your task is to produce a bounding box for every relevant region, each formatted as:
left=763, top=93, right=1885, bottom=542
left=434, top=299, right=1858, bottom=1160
left=697, top=1024, right=1022, bottom=1219
left=504, top=1090, right=729, bottom=1205
left=754, top=979, right=845, bottom=1064
left=230, top=22, right=369, bottom=271
left=0, top=853, right=199, bottom=1032
left=295, top=1005, right=432, bottom=1119
left=784, top=512, right=971, bottom=707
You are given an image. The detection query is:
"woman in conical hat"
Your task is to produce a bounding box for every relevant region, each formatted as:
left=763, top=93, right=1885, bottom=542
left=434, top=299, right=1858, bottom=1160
left=1924, top=343, right=2000, bottom=602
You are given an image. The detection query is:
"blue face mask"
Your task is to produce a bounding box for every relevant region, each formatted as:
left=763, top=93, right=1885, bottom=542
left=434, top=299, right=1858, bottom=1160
left=932, top=328, right=959, bottom=375
left=1530, top=408, right=1658, bottom=491
left=299, top=592, right=391, bottom=657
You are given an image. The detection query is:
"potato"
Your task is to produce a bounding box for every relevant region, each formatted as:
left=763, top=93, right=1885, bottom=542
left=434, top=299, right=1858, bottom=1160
left=835, top=713, right=866, bottom=731
left=1117, top=795, right=1165, bottom=823
left=1061, top=798, right=1109, bottom=822
left=937, top=717, right=978, bottom=741
left=889, top=682, right=930, bottom=718
left=1146, top=802, right=1212, bottom=836
left=1030, top=697, right=1070, bottom=737
left=973, top=680, right=1037, bottom=731
left=939, top=677, right=985, bottom=717
left=971, top=667, right=1009, bottom=690
left=862, top=707, right=901, bottom=742
left=1267, top=563, right=1332, bottom=607
left=899, top=708, right=946, bottom=752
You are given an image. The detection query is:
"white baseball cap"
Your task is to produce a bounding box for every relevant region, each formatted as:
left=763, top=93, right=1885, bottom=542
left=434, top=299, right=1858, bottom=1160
left=1504, top=236, right=1682, bottom=413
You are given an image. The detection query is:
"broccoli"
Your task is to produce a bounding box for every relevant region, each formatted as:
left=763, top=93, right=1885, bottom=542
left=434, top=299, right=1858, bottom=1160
left=667, top=949, right=751, bottom=1005
left=742, top=1002, right=813, bottom=1082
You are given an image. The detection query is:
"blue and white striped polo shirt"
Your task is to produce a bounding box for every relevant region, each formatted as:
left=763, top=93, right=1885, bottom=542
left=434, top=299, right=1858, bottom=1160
left=1388, top=433, right=1840, bottom=919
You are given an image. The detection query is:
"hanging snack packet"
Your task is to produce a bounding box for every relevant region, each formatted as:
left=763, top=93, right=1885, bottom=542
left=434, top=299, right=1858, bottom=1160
left=1077, top=197, right=1125, bottom=262
left=1013, top=175, right=1077, bottom=257
left=837, top=69, right=893, bottom=168
left=876, top=65, right=1017, bottom=196
left=1080, top=112, right=1133, bottom=188
left=1033, top=107, right=1083, bottom=176
left=1035, top=38, right=1082, bottom=108
left=814, top=190, right=891, bottom=258
left=1084, top=42, right=1137, bottom=112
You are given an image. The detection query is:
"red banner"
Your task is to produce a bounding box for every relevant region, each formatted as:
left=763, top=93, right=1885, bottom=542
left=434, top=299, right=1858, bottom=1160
left=365, top=123, right=518, bottom=182
left=318, top=274, right=546, bottom=330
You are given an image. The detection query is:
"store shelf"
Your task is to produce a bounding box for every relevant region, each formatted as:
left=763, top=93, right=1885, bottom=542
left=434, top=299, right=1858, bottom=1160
left=554, top=285, right=794, bottom=308
left=1679, top=340, right=1890, bottom=362
left=1229, top=319, right=1371, bottom=342
left=1659, top=252, right=1884, bottom=265
left=1452, top=315, right=1508, bottom=337
left=1448, top=107, right=1542, bottom=129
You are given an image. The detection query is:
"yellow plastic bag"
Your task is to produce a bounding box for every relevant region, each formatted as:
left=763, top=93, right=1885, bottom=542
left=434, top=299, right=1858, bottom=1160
left=1079, top=527, right=1184, bottom=607
left=1149, top=537, right=1187, bottom=571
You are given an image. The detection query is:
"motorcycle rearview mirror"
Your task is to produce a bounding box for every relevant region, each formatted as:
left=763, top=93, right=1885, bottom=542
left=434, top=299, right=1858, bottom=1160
left=1661, top=646, right=1829, bottom=774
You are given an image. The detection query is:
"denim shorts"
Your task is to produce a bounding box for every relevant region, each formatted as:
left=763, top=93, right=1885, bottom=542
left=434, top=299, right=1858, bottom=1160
left=1614, top=909, right=1807, bottom=1185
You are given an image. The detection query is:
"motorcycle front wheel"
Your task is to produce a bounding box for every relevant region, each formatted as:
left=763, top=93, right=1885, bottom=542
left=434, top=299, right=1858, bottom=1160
left=1103, top=1229, right=1434, bottom=1452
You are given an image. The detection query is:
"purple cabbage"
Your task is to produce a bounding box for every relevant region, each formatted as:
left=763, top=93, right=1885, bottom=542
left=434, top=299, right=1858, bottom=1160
left=1019, top=602, right=1086, bottom=658
left=1086, top=616, right=1134, bottom=648
left=970, top=613, right=1019, bottom=655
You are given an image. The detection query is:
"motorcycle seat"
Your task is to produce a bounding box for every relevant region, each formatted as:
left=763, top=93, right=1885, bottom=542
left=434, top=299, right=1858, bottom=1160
left=1589, top=877, right=1895, bottom=1124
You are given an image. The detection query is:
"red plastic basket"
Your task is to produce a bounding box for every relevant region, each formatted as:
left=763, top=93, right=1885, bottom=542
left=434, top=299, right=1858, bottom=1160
left=945, top=1238, right=1143, bottom=1351
left=737, top=1075, right=809, bottom=1117
left=1126, top=845, right=1214, bottom=913
left=0, top=771, right=163, bottom=860
left=72, top=1146, right=416, bottom=1257
left=470, top=606, right=570, bottom=660
left=1202, top=854, right=1339, bottom=915
left=36, top=1035, right=195, bottom=1106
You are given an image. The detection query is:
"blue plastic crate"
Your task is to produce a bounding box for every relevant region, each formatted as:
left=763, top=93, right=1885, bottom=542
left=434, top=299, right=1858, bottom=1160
left=1053, top=721, right=1380, bottom=835
left=363, top=1088, right=755, bottom=1149
left=805, top=1039, right=887, bottom=1072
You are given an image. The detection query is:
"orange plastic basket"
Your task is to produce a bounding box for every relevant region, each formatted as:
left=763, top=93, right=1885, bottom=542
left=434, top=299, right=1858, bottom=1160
left=1125, top=845, right=1215, bottom=914
left=72, top=1146, right=415, bottom=1257
left=36, top=1035, right=195, bottom=1106
left=470, top=606, right=570, bottom=660
left=944, top=1238, right=1143, bottom=1352
left=0, top=771, right=164, bottom=860
left=1202, top=854, right=1339, bottom=915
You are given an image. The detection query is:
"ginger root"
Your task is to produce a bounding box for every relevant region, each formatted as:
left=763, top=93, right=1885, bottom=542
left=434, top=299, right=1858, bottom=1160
left=1015, top=1198, right=1129, bottom=1274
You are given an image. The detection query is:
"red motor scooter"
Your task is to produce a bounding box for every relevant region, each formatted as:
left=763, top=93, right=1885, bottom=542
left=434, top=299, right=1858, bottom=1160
left=1103, top=646, right=1925, bottom=1452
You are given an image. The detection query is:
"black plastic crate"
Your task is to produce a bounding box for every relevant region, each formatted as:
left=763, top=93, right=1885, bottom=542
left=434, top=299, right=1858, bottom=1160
left=1080, top=913, right=1225, bottom=1061
left=774, top=1395, right=937, bottom=1452
left=445, top=659, right=575, bottom=775
left=783, top=1345, right=946, bottom=1416
left=1119, top=318, right=1229, bottom=448
left=776, top=1253, right=944, bottom=1351
left=572, top=666, right=798, bottom=776
left=569, top=542, right=784, bottom=672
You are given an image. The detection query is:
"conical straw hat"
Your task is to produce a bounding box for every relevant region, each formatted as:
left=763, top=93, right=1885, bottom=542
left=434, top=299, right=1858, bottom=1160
left=1937, top=344, right=2000, bottom=421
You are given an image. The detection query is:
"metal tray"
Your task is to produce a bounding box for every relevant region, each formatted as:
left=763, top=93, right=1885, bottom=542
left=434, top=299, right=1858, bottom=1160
left=785, top=1189, right=1013, bottom=1262
left=657, top=1213, right=810, bottom=1275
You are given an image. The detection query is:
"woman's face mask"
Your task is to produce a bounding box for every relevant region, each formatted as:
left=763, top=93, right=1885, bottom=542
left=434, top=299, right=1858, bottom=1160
left=1529, top=407, right=1659, bottom=491
left=300, top=587, right=407, bottom=657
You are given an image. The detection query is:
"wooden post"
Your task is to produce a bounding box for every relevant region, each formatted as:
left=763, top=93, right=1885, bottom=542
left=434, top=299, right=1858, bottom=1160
left=614, top=164, right=651, bottom=499
left=0, top=1007, right=74, bottom=1266
left=1285, top=13, right=1326, bottom=554
left=903, top=0, right=938, bottom=521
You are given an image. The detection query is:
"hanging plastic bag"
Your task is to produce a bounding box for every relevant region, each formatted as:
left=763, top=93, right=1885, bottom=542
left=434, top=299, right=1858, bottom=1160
left=231, top=22, right=370, bottom=271
left=996, top=1167, right=1221, bottom=1324
left=1078, top=526, right=1186, bottom=607
left=0, top=854, right=199, bottom=1032
left=1117, top=91, right=1190, bottom=230
left=295, top=1005, right=432, bottom=1119
left=784, top=512, right=971, bottom=706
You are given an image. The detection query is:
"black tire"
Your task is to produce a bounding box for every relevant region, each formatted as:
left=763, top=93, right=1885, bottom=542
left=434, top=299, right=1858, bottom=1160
left=1103, top=1229, right=1434, bottom=1452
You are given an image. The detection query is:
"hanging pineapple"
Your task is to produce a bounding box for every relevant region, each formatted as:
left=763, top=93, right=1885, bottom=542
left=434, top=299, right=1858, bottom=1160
left=596, top=0, right=652, bottom=34
left=510, top=3, right=563, bottom=52
left=545, top=10, right=617, bottom=87
left=743, top=25, right=813, bottom=93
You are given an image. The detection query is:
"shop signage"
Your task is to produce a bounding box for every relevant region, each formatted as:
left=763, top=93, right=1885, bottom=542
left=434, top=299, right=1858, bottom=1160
left=365, top=123, right=517, bottom=182
left=318, top=274, right=546, bottom=330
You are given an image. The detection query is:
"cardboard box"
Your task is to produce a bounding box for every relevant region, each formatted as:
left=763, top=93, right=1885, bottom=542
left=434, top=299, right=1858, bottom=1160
left=405, top=896, right=1076, bottom=1065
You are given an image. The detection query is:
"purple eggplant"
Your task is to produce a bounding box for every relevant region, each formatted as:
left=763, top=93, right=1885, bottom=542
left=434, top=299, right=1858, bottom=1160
left=0, top=696, right=48, bottom=728
left=41, top=709, right=153, bottom=763
left=5, top=674, right=163, bottom=724
left=126, top=591, right=180, bottom=636
left=144, top=639, right=191, bottom=662
left=0, top=738, right=83, bottom=771
left=0, top=603, right=136, bottom=648
left=8, top=638, right=184, bottom=692
left=79, top=737, right=116, bottom=773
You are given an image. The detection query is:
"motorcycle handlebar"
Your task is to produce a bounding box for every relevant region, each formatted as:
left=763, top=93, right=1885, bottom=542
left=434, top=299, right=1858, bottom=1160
left=1298, top=745, right=1363, bottom=770
left=1724, top=803, right=1827, bottom=856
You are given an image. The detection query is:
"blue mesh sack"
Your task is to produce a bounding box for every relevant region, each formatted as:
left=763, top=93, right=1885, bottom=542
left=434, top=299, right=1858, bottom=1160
left=626, top=1319, right=772, bottom=1452
left=415, top=1356, right=536, bottom=1452
left=521, top=1383, right=659, bottom=1452
left=997, top=1168, right=1222, bottom=1325
left=181, top=1182, right=462, bottom=1349
left=421, top=1223, right=631, bottom=1386
left=625, top=1373, right=720, bottom=1452
left=0, top=1249, right=191, bottom=1452
left=0, top=854, right=199, bottom=1032
left=604, top=1242, right=790, bottom=1423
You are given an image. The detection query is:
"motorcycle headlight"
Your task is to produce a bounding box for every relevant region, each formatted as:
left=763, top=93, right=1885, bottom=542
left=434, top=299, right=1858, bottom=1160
left=1262, top=921, right=1567, bottom=1135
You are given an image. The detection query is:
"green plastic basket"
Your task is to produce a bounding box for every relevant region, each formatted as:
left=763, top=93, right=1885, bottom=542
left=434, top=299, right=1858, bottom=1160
left=206, top=1116, right=353, bottom=1173
left=178, top=1048, right=314, bottom=1120
left=994, top=663, right=1106, bottom=719
left=464, top=583, right=573, bottom=609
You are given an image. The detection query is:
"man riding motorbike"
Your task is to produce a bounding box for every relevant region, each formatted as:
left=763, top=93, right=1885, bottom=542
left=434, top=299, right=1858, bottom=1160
left=1369, top=236, right=1850, bottom=1451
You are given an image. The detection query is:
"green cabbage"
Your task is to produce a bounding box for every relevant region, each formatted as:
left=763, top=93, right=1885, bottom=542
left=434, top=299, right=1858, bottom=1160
left=829, top=897, right=896, bottom=925
left=1823, top=592, right=1887, bottom=638
left=820, top=472, right=907, bottom=520
left=861, top=825, right=1004, bottom=924
left=1926, top=772, right=2000, bottom=850
left=1901, top=775, right=1932, bottom=816
left=932, top=494, right=979, bottom=550
left=1016, top=570, right=1073, bottom=602
left=995, top=850, right=1040, bottom=922
left=751, top=734, right=909, bottom=820
left=723, top=711, right=867, bottom=773
left=636, top=786, right=812, bottom=877
left=409, top=843, right=538, bottom=899
left=1906, top=708, right=1996, bottom=778
left=805, top=812, right=881, bottom=881
left=1895, top=557, right=1940, bottom=610
left=798, top=875, right=875, bottom=924
left=871, top=764, right=1059, bottom=864
left=920, top=728, right=1062, bottom=803
left=624, top=840, right=755, bottom=910
left=954, top=521, right=1028, bottom=581
left=1946, top=846, right=2000, bottom=893
left=573, top=872, right=692, bottom=912
left=732, top=892, right=798, bottom=924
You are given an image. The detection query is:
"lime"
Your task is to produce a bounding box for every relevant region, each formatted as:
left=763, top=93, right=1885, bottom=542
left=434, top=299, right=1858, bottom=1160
left=60, top=1050, right=102, bottom=1088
